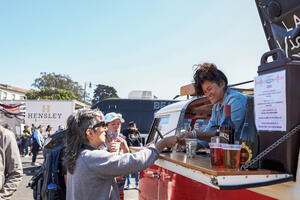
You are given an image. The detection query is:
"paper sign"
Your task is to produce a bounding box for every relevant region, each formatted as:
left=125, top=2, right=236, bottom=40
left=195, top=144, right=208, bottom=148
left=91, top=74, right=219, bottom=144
left=254, top=70, right=286, bottom=131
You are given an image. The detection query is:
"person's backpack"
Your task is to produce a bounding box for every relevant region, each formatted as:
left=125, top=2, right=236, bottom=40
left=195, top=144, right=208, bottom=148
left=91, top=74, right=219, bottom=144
left=28, top=131, right=66, bottom=200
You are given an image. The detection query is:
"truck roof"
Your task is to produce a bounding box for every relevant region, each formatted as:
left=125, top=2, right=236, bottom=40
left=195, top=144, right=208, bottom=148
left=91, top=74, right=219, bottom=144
left=155, top=98, right=194, bottom=116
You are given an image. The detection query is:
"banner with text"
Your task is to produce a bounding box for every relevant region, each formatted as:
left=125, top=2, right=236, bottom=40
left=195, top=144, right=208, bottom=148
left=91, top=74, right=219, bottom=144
left=25, top=100, right=75, bottom=133
left=254, top=70, right=286, bottom=131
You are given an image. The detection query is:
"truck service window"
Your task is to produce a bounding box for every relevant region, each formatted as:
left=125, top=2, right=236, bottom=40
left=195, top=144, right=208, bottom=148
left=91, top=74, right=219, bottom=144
left=147, top=116, right=170, bottom=144
left=180, top=118, right=209, bottom=133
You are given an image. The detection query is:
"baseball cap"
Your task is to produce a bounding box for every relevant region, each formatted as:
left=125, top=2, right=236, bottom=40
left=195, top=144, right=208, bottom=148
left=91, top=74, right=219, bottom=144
left=104, top=112, right=125, bottom=124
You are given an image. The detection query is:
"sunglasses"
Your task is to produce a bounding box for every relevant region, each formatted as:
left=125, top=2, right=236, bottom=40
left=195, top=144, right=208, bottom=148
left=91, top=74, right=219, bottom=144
left=92, top=121, right=107, bottom=130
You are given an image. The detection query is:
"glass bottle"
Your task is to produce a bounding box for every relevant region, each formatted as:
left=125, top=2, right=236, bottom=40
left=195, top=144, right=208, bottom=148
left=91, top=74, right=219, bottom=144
left=219, top=105, right=235, bottom=144
left=239, top=97, right=259, bottom=169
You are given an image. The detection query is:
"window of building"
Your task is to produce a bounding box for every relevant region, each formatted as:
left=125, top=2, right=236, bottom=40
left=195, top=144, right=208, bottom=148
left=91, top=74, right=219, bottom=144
left=3, top=92, right=7, bottom=100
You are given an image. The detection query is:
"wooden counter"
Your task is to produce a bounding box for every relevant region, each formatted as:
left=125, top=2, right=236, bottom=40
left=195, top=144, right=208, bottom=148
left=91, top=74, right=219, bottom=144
left=159, top=151, right=274, bottom=176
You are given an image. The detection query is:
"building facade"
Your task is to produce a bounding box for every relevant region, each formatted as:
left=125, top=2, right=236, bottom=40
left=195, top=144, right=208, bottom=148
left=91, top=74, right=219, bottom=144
left=0, top=84, right=29, bottom=100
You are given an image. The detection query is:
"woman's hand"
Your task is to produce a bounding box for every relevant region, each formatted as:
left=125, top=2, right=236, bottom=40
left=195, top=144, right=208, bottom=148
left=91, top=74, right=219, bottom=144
left=108, top=141, right=120, bottom=153
left=177, top=131, right=193, bottom=145
left=114, top=136, right=129, bottom=153
left=155, top=136, right=178, bottom=152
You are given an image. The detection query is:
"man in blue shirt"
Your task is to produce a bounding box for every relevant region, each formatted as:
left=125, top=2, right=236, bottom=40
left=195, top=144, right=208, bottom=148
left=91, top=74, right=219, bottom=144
left=179, top=62, right=247, bottom=145
left=32, top=125, right=44, bottom=165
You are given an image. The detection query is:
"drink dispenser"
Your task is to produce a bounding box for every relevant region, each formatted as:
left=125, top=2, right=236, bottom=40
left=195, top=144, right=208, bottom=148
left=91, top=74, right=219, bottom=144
left=256, top=49, right=300, bottom=178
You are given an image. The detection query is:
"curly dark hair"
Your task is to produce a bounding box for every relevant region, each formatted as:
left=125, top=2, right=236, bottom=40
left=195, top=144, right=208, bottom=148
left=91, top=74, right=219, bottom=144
left=64, top=109, right=104, bottom=174
left=193, top=62, right=228, bottom=96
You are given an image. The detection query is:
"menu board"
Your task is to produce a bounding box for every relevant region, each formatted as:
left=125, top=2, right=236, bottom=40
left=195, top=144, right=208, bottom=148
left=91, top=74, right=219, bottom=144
left=254, top=70, right=286, bottom=131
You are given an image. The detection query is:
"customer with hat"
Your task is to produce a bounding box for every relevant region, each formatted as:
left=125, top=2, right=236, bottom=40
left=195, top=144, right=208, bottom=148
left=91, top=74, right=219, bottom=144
left=104, top=112, right=126, bottom=143
left=104, top=112, right=127, bottom=200
left=64, top=109, right=177, bottom=200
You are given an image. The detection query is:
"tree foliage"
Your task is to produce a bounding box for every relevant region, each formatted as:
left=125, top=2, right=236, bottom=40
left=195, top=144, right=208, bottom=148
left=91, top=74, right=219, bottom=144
left=92, top=84, right=118, bottom=105
left=26, top=88, right=76, bottom=100
left=32, top=72, right=84, bottom=101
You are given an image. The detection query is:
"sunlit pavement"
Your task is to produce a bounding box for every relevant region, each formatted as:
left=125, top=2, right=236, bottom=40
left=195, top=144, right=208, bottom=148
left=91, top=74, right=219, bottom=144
left=124, top=184, right=139, bottom=200
left=12, top=154, right=138, bottom=200
left=12, top=154, right=44, bottom=200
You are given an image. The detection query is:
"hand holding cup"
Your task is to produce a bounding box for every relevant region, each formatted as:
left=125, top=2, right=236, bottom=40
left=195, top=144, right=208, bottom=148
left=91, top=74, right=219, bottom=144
left=114, top=136, right=129, bottom=153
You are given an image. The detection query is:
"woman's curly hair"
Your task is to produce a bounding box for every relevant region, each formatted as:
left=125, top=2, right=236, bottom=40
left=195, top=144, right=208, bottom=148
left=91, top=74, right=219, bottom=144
left=64, top=109, right=104, bottom=174
left=193, top=62, right=228, bottom=96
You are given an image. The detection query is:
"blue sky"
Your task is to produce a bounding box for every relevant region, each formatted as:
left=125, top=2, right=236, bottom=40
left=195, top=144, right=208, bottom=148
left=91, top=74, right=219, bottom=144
left=0, top=1, right=269, bottom=100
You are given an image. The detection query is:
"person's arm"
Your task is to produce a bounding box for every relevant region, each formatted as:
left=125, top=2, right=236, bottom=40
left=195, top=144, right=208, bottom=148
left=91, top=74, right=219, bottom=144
left=129, top=146, right=143, bottom=152
left=204, top=104, right=218, bottom=132
left=83, top=146, right=159, bottom=179
left=83, top=136, right=177, bottom=179
left=177, top=130, right=217, bottom=145
left=0, top=134, right=23, bottom=200
left=227, top=96, right=247, bottom=139
left=117, top=137, right=130, bottom=153
left=194, top=130, right=217, bottom=142
left=154, top=136, right=177, bottom=152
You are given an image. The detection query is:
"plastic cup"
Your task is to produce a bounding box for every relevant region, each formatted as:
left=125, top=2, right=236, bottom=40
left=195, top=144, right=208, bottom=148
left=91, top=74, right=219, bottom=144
left=111, top=142, right=121, bottom=154
left=185, top=138, right=197, bottom=158
left=222, top=144, right=242, bottom=169
left=209, top=143, right=223, bottom=168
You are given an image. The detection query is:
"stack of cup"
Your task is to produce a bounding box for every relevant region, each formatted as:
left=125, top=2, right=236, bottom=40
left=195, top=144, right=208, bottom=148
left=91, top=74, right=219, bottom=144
left=185, top=138, right=197, bottom=158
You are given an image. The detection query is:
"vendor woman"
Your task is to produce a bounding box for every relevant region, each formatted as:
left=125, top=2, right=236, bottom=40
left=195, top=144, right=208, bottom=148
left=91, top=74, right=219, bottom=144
left=179, top=62, right=247, bottom=145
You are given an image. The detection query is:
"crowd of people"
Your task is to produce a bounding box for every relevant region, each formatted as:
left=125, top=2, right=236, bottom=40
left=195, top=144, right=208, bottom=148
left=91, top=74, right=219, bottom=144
left=1, top=116, right=151, bottom=200
left=0, top=62, right=249, bottom=200
left=15, top=124, right=65, bottom=165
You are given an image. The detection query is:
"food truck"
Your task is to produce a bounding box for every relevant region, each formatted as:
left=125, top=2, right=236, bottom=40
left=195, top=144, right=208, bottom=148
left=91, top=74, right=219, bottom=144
left=139, top=89, right=299, bottom=200
left=139, top=0, right=300, bottom=199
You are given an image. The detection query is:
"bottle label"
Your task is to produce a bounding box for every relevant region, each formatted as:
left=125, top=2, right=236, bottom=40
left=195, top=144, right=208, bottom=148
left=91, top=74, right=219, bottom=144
left=219, top=131, right=229, bottom=143
left=240, top=142, right=253, bottom=165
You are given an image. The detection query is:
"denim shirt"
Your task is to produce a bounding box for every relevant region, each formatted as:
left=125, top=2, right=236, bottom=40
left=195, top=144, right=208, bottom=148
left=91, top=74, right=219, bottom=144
left=204, top=88, right=247, bottom=142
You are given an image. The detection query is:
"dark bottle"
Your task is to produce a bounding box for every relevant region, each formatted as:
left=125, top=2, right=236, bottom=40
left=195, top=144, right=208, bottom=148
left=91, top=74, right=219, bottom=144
left=219, top=105, right=235, bottom=144
left=239, top=97, right=259, bottom=169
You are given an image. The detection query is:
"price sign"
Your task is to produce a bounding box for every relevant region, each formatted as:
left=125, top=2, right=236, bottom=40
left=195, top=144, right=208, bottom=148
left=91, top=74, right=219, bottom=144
left=254, top=70, right=286, bottom=131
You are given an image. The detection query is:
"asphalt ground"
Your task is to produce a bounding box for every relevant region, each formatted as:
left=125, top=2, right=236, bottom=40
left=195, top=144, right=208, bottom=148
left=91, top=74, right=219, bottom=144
left=12, top=154, right=138, bottom=200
